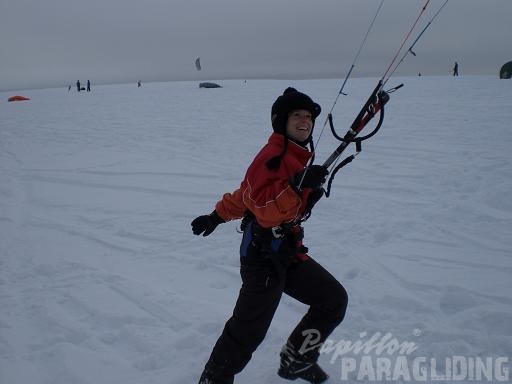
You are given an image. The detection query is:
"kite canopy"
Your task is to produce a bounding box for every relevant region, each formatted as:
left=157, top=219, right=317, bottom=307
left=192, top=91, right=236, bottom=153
left=199, top=82, right=222, bottom=89
left=8, top=95, right=30, bottom=102
left=499, top=61, right=512, bottom=79
left=195, top=57, right=222, bottom=88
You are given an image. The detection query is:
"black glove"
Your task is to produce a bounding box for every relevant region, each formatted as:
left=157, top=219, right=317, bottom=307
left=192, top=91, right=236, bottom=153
left=307, top=188, right=324, bottom=210
left=292, top=165, right=329, bottom=190
left=191, top=210, right=225, bottom=236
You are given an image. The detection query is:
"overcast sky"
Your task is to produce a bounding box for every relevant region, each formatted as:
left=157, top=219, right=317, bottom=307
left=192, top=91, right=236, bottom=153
left=1, top=0, right=511, bottom=91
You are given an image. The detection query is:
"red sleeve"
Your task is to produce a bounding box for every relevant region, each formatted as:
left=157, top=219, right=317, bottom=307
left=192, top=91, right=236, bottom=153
left=215, top=188, right=246, bottom=221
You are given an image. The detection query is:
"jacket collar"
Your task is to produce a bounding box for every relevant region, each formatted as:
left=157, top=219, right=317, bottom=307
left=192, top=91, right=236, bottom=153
left=268, top=133, right=312, bottom=164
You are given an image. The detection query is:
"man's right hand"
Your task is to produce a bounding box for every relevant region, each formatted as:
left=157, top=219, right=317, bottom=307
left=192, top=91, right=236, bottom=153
left=191, top=210, right=225, bottom=236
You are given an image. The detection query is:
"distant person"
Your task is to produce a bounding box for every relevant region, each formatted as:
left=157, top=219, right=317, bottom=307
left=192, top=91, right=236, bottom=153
left=453, top=61, right=459, bottom=76
left=87, top=80, right=91, bottom=92
left=418, top=72, right=422, bottom=76
left=137, top=80, right=142, bottom=87
left=68, top=85, right=72, bottom=91
left=76, top=80, right=81, bottom=92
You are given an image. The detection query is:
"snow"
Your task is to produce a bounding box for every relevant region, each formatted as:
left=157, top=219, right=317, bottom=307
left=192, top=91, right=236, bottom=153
left=1, top=76, right=511, bottom=384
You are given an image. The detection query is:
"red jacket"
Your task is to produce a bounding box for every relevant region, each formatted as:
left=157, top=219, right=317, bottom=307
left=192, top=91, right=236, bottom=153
left=216, top=133, right=314, bottom=228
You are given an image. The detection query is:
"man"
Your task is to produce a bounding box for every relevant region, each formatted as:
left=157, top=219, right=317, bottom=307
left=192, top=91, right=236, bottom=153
left=192, top=88, right=348, bottom=384
left=453, top=61, right=459, bottom=76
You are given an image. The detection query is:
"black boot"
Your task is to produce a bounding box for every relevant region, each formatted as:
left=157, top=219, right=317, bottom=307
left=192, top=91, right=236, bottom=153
left=198, top=359, right=234, bottom=384
left=198, top=371, right=216, bottom=384
left=198, top=370, right=234, bottom=384
left=277, top=342, right=329, bottom=383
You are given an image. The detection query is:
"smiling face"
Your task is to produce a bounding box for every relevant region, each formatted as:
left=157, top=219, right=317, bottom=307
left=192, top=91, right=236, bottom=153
left=286, top=109, right=313, bottom=143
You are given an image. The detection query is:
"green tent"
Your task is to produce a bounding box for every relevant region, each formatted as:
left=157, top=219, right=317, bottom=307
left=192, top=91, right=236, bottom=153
left=499, top=61, right=512, bottom=79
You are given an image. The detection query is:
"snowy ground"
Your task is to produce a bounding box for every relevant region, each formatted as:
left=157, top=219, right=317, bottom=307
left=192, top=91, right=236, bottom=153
left=1, top=76, right=511, bottom=384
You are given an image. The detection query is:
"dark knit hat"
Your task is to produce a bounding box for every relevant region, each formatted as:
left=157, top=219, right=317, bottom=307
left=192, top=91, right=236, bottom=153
left=271, top=87, right=321, bottom=134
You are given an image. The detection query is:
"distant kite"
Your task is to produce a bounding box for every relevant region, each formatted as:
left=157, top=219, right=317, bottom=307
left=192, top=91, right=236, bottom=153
left=195, top=57, right=201, bottom=71
left=8, top=95, right=30, bottom=102
left=199, top=82, right=222, bottom=89
left=499, top=61, right=512, bottom=79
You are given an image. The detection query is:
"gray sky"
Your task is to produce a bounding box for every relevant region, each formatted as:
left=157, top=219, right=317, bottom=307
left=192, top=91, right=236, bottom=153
left=1, top=0, right=511, bottom=91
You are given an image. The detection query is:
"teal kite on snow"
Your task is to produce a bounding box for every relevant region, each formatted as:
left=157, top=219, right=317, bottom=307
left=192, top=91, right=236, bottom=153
left=499, top=61, right=512, bottom=79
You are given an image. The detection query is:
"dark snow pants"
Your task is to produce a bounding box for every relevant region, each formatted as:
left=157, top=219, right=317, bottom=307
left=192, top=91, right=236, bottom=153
left=202, top=222, right=348, bottom=383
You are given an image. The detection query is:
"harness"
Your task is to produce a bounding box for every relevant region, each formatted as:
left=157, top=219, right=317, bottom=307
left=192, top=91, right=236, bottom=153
left=240, top=213, right=309, bottom=264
